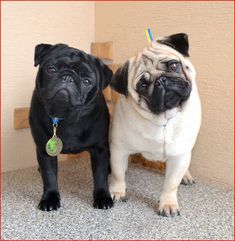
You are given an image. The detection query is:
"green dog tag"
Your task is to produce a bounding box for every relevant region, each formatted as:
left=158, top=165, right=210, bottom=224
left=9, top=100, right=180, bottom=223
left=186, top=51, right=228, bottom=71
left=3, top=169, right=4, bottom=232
left=46, top=136, right=63, bottom=156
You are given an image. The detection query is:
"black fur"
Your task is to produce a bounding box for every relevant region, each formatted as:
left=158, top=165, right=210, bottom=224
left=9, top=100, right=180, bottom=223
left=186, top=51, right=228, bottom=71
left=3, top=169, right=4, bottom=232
left=149, top=75, right=191, bottom=114
left=157, top=33, right=189, bottom=57
left=29, top=43, right=114, bottom=211
left=110, top=62, right=129, bottom=96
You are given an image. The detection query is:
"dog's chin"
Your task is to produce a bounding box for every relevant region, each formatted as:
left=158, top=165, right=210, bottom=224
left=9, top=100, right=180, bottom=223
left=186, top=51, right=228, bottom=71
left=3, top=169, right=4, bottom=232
left=148, top=102, right=181, bottom=115
left=44, top=89, right=69, bottom=116
left=45, top=104, right=83, bottom=123
left=138, top=93, right=182, bottom=115
left=45, top=99, right=91, bottom=123
left=43, top=87, right=98, bottom=121
left=54, top=89, right=70, bottom=103
left=149, top=98, right=182, bottom=115
left=45, top=102, right=69, bottom=118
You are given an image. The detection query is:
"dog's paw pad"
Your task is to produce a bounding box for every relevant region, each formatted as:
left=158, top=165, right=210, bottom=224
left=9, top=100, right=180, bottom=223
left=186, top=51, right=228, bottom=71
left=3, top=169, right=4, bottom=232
left=93, top=189, right=114, bottom=209
left=157, top=204, right=180, bottom=217
left=38, top=191, right=61, bottom=211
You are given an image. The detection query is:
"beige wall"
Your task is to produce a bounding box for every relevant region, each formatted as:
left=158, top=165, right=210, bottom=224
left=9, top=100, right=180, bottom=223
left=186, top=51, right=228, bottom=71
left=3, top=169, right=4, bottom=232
left=95, top=2, right=234, bottom=186
left=2, top=2, right=95, bottom=172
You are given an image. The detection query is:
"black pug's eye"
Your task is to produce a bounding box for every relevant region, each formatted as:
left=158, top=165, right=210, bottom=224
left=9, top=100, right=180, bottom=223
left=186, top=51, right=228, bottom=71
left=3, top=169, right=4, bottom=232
left=168, top=61, right=181, bottom=73
left=47, top=66, right=57, bottom=74
left=83, top=79, right=91, bottom=87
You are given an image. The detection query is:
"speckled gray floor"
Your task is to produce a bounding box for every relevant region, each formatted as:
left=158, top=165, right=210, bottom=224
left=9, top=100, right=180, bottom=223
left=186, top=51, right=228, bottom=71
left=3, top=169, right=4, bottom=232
left=2, top=157, right=234, bottom=240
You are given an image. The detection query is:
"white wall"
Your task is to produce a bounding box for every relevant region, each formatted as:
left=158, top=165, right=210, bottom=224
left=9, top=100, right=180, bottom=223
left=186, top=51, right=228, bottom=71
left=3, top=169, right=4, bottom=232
left=2, top=2, right=95, bottom=172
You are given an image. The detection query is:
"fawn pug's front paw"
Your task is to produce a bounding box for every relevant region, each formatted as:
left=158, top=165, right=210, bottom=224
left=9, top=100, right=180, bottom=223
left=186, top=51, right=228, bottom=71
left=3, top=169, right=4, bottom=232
left=157, top=194, right=180, bottom=217
left=109, top=178, right=127, bottom=202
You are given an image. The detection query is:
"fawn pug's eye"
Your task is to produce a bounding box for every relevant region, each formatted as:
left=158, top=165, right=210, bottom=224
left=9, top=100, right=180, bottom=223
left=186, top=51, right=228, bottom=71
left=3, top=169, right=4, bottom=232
left=139, top=82, right=148, bottom=90
left=137, top=76, right=149, bottom=92
left=168, top=61, right=181, bottom=73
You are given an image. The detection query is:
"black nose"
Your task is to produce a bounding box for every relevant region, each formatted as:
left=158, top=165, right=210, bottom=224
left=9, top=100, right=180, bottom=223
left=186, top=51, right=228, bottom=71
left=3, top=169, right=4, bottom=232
left=156, top=76, right=167, bottom=86
left=62, top=75, right=74, bottom=83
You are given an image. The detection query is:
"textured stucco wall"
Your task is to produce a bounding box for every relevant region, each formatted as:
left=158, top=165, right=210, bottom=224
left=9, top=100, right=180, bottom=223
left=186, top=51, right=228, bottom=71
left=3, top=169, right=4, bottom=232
left=2, top=2, right=95, bottom=172
left=95, top=2, right=234, bottom=186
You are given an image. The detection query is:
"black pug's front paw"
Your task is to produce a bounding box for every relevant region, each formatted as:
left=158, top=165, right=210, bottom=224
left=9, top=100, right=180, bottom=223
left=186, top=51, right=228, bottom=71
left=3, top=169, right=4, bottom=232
left=93, top=189, right=114, bottom=209
left=38, top=191, right=61, bottom=211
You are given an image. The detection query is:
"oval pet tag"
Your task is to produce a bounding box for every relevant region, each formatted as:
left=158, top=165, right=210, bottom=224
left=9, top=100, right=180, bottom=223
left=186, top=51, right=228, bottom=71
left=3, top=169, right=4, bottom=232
left=46, top=136, right=63, bottom=156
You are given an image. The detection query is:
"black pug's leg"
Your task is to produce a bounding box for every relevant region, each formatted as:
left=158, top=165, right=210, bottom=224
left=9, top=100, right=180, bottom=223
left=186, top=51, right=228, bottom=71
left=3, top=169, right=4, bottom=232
left=36, top=148, right=60, bottom=211
left=89, top=146, right=114, bottom=209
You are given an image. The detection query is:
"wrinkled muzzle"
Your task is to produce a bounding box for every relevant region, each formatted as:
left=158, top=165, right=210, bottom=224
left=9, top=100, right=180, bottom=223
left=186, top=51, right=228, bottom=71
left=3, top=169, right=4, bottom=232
left=149, top=76, right=191, bottom=114
left=43, top=74, right=81, bottom=118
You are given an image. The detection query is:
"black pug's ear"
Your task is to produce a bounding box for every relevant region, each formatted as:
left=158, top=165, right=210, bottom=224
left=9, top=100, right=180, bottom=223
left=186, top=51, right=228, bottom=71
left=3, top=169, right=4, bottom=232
left=94, top=58, right=113, bottom=90
left=110, top=61, right=129, bottom=96
left=157, top=33, right=189, bottom=57
left=34, top=44, right=53, bottom=67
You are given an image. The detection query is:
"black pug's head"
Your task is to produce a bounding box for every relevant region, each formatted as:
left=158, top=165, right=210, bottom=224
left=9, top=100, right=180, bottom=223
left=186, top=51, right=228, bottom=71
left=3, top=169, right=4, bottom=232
left=34, top=43, right=112, bottom=121
left=110, top=33, right=194, bottom=115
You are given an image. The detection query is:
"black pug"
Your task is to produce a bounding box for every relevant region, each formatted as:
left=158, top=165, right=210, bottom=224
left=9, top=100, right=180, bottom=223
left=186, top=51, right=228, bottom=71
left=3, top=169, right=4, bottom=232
left=29, top=43, right=114, bottom=211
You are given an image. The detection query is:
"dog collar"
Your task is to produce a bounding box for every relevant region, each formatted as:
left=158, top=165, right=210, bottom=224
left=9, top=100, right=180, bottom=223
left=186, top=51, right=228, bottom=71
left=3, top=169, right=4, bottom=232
left=50, top=116, right=64, bottom=125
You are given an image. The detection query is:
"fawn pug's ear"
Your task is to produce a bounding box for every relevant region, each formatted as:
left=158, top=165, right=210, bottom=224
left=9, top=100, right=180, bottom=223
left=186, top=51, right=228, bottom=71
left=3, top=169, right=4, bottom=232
left=157, top=33, right=190, bottom=57
left=110, top=61, right=129, bottom=96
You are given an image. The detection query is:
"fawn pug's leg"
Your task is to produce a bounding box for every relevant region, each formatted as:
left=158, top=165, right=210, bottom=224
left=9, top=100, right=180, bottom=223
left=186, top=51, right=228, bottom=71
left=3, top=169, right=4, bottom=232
left=158, top=152, right=191, bottom=217
left=109, top=143, right=130, bottom=201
